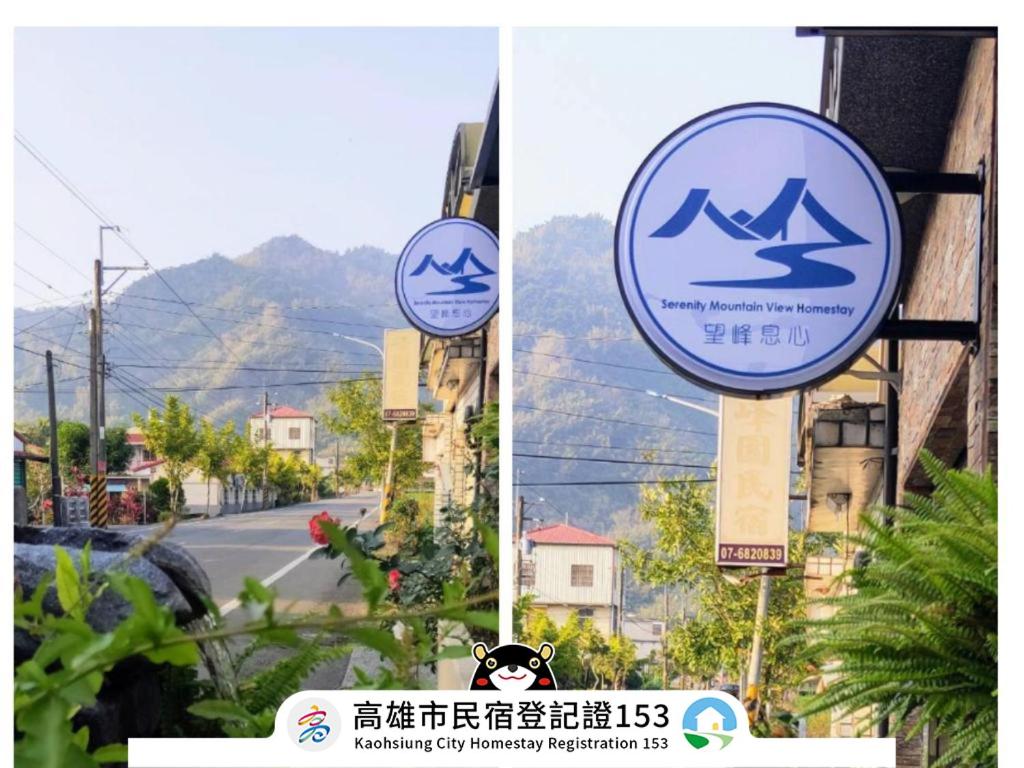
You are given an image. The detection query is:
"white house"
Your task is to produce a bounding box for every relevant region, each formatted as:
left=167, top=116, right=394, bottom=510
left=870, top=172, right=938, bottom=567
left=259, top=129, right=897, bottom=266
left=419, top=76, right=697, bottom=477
left=622, top=616, right=666, bottom=660
left=695, top=706, right=726, bottom=734
left=521, top=523, right=621, bottom=637
left=248, top=405, right=317, bottom=464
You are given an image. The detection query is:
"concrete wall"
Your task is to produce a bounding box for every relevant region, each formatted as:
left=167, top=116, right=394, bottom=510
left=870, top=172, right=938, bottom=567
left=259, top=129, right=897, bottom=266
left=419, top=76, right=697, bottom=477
left=898, top=39, right=997, bottom=494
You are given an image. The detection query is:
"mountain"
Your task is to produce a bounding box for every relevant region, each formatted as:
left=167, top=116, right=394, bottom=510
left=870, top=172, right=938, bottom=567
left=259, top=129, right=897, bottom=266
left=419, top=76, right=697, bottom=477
left=14, top=235, right=405, bottom=435
left=513, top=215, right=721, bottom=538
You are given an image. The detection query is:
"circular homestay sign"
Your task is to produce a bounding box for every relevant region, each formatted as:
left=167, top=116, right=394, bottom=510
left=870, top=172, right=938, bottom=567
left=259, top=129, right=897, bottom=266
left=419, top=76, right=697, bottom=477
left=615, top=103, right=902, bottom=396
left=395, top=217, right=499, bottom=337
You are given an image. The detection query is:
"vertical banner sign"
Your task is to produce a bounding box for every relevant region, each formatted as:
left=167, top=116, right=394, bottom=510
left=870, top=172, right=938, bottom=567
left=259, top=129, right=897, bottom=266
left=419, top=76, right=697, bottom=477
left=395, top=217, right=499, bottom=338
left=382, top=329, right=421, bottom=421
left=716, top=396, right=793, bottom=567
left=615, top=103, right=902, bottom=396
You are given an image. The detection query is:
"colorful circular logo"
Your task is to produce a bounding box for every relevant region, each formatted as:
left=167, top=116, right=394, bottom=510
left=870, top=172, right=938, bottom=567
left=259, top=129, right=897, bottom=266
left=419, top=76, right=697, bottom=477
left=615, top=103, right=902, bottom=396
left=395, top=217, right=499, bottom=337
left=682, top=696, right=738, bottom=750
left=287, top=698, right=340, bottom=752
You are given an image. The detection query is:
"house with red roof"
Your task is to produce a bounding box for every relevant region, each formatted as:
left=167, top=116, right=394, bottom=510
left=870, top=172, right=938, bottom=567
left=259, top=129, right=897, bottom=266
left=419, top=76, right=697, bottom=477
left=248, top=404, right=318, bottom=464
left=521, top=522, right=622, bottom=637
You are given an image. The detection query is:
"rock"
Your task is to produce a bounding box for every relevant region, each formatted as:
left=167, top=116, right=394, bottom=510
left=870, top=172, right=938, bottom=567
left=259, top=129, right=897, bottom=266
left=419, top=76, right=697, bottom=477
left=14, top=525, right=211, bottom=617
left=13, top=525, right=216, bottom=751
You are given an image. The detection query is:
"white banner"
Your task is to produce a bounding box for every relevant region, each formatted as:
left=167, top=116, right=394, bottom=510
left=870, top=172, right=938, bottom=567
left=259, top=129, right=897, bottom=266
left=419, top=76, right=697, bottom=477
left=130, top=690, right=894, bottom=767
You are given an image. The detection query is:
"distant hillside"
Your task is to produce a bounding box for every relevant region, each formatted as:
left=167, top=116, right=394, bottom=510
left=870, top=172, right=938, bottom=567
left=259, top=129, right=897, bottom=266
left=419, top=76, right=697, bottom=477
left=14, top=235, right=405, bottom=437
left=513, top=215, right=720, bottom=538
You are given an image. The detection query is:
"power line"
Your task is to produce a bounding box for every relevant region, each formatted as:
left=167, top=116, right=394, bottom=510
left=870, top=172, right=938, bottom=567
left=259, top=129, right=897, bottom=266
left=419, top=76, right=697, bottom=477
left=14, top=130, right=242, bottom=362
left=514, top=404, right=717, bottom=437
left=14, top=344, right=91, bottom=370
left=112, top=294, right=391, bottom=331
left=15, top=263, right=77, bottom=301
left=107, top=296, right=386, bottom=339
left=512, top=438, right=717, bottom=456
left=513, top=332, right=641, bottom=342
left=113, top=377, right=380, bottom=393
left=115, top=362, right=372, bottom=374
left=513, top=368, right=717, bottom=403
left=512, top=452, right=714, bottom=469
left=15, top=223, right=91, bottom=280
left=517, top=478, right=717, bottom=487
left=105, top=317, right=381, bottom=360
left=513, top=347, right=687, bottom=379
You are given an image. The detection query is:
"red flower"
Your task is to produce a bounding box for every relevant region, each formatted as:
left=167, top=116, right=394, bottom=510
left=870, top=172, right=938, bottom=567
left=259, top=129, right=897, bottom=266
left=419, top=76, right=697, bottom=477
left=388, top=569, right=401, bottom=591
left=308, top=511, right=339, bottom=546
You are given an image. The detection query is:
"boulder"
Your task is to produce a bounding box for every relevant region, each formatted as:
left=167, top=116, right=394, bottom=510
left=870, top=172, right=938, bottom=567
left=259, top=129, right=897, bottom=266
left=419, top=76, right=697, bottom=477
left=13, top=525, right=215, bottom=749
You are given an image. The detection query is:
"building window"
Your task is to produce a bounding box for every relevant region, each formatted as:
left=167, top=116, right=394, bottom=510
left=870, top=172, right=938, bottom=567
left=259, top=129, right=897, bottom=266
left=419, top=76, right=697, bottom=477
left=570, top=564, right=594, bottom=587
left=576, top=607, right=594, bottom=627
left=289, top=427, right=301, bottom=440
left=520, top=561, right=535, bottom=588
left=652, top=622, right=663, bottom=637
left=254, top=427, right=265, bottom=441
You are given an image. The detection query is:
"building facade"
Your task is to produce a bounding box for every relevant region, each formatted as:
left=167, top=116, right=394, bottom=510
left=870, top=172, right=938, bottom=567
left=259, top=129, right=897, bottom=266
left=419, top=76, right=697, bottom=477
left=521, top=523, right=621, bottom=638
left=799, top=29, right=997, bottom=761
left=248, top=405, right=318, bottom=464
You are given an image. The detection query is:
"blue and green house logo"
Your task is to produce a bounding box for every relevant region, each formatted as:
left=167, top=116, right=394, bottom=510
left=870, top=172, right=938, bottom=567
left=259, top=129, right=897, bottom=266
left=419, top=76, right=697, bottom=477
left=682, top=697, right=737, bottom=750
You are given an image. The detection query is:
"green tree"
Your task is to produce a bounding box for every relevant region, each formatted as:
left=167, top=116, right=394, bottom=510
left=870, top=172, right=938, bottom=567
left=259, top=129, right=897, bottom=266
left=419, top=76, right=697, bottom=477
left=194, top=419, right=238, bottom=517
left=300, top=460, right=322, bottom=502
left=323, top=375, right=424, bottom=497
left=798, top=453, right=997, bottom=767
left=229, top=439, right=270, bottom=508
left=133, top=396, right=199, bottom=518
left=57, top=421, right=90, bottom=482
left=105, top=426, right=132, bottom=474
left=619, top=477, right=807, bottom=701
left=593, top=634, right=638, bottom=690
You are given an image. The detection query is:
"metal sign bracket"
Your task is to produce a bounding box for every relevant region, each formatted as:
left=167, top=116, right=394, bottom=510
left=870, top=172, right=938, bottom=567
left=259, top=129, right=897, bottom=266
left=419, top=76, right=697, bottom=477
left=877, top=164, right=986, bottom=354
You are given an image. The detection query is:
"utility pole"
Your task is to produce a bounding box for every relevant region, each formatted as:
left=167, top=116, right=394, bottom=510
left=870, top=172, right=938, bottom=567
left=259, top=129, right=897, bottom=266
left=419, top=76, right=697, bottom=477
left=381, top=423, right=397, bottom=522
left=45, top=350, right=62, bottom=526
left=334, top=438, right=341, bottom=497
left=514, top=493, right=525, bottom=600
left=662, top=585, right=670, bottom=689
left=745, top=569, right=772, bottom=726
left=261, top=390, right=270, bottom=509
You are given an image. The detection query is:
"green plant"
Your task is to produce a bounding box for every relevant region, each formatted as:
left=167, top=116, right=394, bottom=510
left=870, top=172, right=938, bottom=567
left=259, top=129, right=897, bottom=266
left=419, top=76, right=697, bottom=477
left=14, top=543, right=201, bottom=767
left=14, top=515, right=498, bottom=764
left=797, top=452, right=997, bottom=767
left=188, top=633, right=351, bottom=737
left=147, top=478, right=171, bottom=520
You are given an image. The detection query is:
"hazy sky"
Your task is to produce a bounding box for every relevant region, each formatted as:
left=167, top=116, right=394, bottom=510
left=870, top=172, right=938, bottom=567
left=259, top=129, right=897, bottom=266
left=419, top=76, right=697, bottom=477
left=514, top=28, right=824, bottom=232
left=14, top=27, right=496, bottom=307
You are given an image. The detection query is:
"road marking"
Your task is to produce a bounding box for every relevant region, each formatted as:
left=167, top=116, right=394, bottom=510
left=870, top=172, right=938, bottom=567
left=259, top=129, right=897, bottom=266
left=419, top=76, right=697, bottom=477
left=217, top=545, right=320, bottom=617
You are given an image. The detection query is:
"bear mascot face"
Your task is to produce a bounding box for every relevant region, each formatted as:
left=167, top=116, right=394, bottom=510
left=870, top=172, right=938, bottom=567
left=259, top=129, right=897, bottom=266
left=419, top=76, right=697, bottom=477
left=468, top=642, right=557, bottom=691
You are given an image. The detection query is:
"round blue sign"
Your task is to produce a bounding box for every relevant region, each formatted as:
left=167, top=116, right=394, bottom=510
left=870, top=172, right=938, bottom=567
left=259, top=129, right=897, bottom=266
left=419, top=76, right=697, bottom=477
left=395, top=217, right=499, bottom=337
left=615, top=103, right=902, bottom=396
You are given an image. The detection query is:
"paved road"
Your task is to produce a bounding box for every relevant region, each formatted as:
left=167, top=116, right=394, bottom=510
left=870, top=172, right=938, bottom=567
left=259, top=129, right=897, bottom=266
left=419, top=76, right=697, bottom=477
left=136, top=492, right=380, bottom=618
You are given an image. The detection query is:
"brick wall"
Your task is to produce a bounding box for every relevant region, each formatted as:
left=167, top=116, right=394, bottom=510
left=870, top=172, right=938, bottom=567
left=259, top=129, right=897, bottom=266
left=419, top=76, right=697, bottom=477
left=898, top=39, right=997, bottom=494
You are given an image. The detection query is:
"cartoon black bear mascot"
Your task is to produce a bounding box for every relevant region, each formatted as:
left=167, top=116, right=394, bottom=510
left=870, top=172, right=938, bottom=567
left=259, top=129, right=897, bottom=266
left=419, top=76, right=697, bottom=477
left=469, top=642, right=557, bottom=691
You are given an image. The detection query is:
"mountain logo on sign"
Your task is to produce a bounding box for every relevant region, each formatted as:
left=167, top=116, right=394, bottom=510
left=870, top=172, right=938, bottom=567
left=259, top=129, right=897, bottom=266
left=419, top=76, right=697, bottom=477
left=408, top=246, right=496, bottom=295
left=649, top=178, right=869, bottom=290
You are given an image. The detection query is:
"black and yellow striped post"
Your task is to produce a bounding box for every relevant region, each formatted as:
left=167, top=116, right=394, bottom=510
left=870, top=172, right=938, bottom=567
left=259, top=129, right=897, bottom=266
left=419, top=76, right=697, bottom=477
left=89, top=474, right=109, bottom=528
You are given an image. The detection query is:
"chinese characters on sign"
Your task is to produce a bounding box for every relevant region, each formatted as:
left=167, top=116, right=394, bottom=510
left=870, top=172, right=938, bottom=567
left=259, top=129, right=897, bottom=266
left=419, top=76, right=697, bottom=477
left=715, top=396, right=793, bottom=567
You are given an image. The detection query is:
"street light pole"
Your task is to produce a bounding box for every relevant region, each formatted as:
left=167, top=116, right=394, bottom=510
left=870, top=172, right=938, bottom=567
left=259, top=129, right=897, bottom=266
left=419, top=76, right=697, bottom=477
left=335, top=334, right=395, bottom=522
